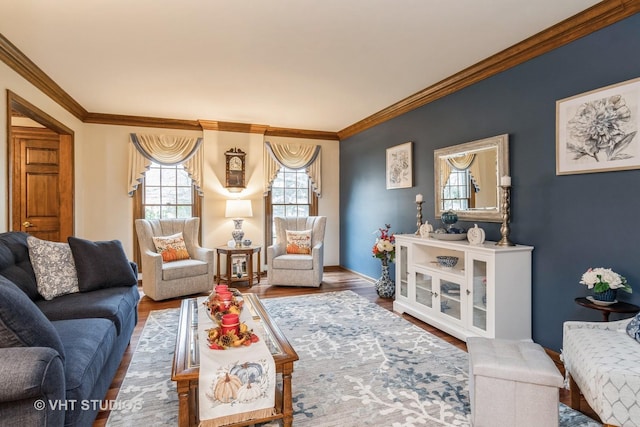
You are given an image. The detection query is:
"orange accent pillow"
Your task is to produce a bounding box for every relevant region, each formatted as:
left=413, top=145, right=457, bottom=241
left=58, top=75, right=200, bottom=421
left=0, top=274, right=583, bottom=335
left=285, top=229, right=312, bottom=254
left=152, top=232, right=190, bottom=262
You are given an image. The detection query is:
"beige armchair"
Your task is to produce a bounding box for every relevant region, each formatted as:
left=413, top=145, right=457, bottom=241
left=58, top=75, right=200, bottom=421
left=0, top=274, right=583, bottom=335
left=267, top=216, right=326, bottom=287
left=135, top=217, right=213, bottom=301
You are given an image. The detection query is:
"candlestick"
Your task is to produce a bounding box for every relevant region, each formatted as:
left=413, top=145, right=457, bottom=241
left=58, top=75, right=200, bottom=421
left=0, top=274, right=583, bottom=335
left=415, top=200, right=424, bottom=235
left=496, top=185, right=515, bottom=246
left=415, top=193, right=423, bottom=203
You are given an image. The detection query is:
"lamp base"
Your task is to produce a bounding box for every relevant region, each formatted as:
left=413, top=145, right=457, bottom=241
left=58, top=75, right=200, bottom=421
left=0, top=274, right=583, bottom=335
left=231, top=219, right=244, bottom=247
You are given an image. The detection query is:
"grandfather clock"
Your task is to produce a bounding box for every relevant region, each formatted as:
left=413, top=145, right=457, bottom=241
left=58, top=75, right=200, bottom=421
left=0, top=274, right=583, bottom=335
left=225, top=148, right=246, bottom=192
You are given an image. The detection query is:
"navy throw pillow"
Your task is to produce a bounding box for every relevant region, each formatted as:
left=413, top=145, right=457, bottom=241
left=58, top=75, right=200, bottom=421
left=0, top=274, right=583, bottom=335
left=0, top=276, right=65, bottom=363
left=68, top=237, right=137, bottom=292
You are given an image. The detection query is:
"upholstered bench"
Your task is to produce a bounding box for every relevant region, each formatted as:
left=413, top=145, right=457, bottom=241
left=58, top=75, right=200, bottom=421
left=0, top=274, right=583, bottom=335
left=467, top=337, right=564, bottom=427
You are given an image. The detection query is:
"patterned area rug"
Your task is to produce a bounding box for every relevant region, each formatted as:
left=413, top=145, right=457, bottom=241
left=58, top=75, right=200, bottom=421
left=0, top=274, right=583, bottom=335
left=106, top=290, right=600, bottom=426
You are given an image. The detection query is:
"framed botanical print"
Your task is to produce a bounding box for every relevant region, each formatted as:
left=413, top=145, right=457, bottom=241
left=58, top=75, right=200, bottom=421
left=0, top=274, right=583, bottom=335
left=386, top=142, right=413, bottom=189
left=225, top=148, right=246, bottom=192
left=556, top=77, right=640, bottom=175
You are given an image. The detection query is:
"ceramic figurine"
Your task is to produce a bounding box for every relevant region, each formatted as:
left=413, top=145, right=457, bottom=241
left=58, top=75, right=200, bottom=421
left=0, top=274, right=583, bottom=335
left=419, top=222, right=433, bottom=238
left=467, top=224, right=486, bottom=245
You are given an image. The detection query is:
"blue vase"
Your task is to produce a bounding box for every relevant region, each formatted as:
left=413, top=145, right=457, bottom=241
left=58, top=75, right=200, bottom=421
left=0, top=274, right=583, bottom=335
left=375, top=263, right=395, bottom=298
left=593, top=288, right=617, bottom=302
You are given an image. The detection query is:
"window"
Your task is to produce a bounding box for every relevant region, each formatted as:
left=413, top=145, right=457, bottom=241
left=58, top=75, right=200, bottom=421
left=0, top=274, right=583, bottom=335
left=265, top=167, right=317, bottom=245
left=133, top=162, right=201, bottom=266
left=442, top=169, right=470, bottom=211
left=142, top=162, right=194, bottom=219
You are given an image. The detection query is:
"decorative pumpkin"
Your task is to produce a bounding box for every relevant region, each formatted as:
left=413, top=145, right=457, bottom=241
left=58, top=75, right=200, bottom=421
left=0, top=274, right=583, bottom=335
left=213, top=373, right=242, bottom=403
left=230, top=362, right=263, bottom=384
left=236, top=381, right=262, bottom=402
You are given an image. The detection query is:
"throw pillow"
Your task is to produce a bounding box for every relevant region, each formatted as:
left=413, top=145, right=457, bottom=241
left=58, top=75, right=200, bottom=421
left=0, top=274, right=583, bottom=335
left=152, top=232, right=190, bottom=262
left=26, top=236, right=79, bottom=300
left=626, top=312, right=640, bottom=343
left=68, top=237, right=138, bottom=292
left=0, top=276, right=65, bottom=362
left=286, top=229, right=312, bottom=254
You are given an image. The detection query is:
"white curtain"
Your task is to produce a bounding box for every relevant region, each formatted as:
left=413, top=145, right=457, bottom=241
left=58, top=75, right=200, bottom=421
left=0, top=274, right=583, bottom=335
left=128, top=133, right=204, bottom=196
left=263, top=141, right=321, bottom=197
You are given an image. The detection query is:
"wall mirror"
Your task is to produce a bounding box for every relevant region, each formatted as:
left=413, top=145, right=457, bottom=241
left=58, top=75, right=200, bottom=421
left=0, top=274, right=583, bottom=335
left=434, top=134, right=509, bottom=223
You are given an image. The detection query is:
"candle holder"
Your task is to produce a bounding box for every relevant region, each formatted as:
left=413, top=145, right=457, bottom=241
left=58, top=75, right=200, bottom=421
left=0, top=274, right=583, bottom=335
left=496, top=185, right=515, bottom=246
left=415, top=201, right=424, bottom=235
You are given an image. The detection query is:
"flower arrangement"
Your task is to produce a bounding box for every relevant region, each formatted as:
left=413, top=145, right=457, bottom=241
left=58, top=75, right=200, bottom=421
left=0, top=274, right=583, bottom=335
left=579, top=267, right=632, bottom=294
left=372, top=224, right=395, bottom=265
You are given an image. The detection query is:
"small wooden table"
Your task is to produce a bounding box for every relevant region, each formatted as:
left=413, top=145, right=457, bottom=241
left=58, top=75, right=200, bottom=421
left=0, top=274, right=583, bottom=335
left=172, top=294, right=298, bottom=427
left=574, top=297, right=640, bottom=322
left=215, top=245, right=261, bottom=287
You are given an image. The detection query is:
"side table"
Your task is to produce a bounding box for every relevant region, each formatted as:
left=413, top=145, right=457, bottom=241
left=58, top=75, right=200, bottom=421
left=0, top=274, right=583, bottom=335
left=574, top=297, right=640, bottom=322
left=216, top=245, right=261, bottom=287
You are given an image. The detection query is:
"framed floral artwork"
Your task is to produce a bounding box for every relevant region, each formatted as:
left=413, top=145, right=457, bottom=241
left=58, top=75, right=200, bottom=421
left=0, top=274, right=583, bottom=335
left=386, top=142, right=413, bottom=189
left=556, top=77, right=640, bottom=175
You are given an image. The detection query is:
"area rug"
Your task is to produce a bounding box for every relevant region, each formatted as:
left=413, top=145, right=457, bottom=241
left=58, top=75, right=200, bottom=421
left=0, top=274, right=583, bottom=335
left=106, top=290, right=600, bottom=426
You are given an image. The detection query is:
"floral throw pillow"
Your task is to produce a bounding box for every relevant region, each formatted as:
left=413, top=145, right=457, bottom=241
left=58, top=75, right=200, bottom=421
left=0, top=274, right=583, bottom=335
left=152, top=232, right=190, bottom=262
left=286, top=229, right=312, bottom=254
left=27, top=236, right=80, bottom=300
left=626, top=312, right=640, bottom=343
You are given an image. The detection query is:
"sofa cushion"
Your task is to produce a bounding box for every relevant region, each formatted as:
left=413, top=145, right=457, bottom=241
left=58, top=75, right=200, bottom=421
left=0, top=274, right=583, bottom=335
left=152, top=232, right=190, bottom=262
left=286, top=229, right=312, bottom=254
left=0, top=277, right=65, bottom=363
left=0, top=231, right=40, bottom=300
left=273, top=254, right=313, bottom=270
left=52, top=318, right=116, bottom=423
left=37, top=285, right=140, bottom=335
left=27, top=236, right=79, bottom=300
left=68, top=237, right=138, bottom=292
left=626, top=312, right=640, bottom=343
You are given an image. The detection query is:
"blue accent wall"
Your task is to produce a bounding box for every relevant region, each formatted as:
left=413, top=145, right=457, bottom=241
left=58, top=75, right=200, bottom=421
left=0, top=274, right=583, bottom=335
left=340, top=14, right=640, bottom=351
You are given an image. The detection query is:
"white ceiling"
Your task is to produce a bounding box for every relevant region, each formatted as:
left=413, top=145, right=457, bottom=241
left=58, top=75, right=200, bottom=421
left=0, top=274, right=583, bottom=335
left=1, top=0, right=601, bottom=132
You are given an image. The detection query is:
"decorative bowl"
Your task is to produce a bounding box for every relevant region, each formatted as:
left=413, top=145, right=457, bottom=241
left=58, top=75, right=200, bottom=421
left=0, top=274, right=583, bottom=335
left=436, top=255, right=459, bottom=268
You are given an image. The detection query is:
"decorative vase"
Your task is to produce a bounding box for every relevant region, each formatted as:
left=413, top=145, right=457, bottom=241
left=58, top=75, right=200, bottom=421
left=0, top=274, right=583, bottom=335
left=593, top=288, right=617, bottom=302
left=375, top=260, right=395, bottom=298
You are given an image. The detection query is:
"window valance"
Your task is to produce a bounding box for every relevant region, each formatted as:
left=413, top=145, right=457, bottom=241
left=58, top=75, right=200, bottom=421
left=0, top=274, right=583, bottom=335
left=127, top=133, right=204, bottom=196
left=263, top=141, right=321, bottom=197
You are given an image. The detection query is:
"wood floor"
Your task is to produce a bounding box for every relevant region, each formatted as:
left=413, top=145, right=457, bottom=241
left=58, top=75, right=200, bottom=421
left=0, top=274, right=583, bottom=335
left=93, top=266, right=598, bottom=425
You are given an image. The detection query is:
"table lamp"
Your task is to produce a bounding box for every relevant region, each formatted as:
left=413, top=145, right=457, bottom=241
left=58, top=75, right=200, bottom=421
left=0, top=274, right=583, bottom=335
left=225, top=199, right=253, bottom=247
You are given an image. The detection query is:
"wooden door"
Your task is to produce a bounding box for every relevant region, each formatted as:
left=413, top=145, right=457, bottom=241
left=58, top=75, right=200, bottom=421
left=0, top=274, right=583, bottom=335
left=11, top=127, right=74, bottom=242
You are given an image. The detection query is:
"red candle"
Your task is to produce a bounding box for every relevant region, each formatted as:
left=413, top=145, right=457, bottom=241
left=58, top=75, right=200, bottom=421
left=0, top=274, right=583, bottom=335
left=215, top=284, right=228, bottom=294
left=220, top=313, right=239, bottom=335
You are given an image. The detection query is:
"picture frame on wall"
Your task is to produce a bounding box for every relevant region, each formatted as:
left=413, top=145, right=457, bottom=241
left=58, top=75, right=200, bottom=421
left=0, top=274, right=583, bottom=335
left=386, top=142, right=413, bottom=189
left=556, top=77, right=640, bottom=175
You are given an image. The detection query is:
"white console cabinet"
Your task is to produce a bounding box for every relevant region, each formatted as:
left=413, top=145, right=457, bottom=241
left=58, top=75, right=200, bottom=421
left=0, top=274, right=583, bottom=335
left=393, top=234, right=533, bottom=342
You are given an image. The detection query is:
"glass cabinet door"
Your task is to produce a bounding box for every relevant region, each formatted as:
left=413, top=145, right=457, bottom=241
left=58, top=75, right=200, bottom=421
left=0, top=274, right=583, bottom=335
left=399, top=245, right=408, bottom=299
left=439, top=279, right=462, bottom=321
left=471, top=258, right=488, bottom=332
left=415, top=271, right=433, bottom=308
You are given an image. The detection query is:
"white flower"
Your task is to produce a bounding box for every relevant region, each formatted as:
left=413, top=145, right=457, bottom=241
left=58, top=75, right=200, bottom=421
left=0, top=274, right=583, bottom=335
left=376, top=239, right=394, bottom=253
left=579, top=267, right=631, bottom=293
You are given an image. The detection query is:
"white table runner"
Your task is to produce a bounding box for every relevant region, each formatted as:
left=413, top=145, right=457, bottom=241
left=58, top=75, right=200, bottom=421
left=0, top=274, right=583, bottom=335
left=197, top=296, right=276, bottom=426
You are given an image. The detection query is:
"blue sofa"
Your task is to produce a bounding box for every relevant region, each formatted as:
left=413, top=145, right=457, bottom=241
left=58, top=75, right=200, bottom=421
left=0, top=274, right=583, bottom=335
left=0, top=232, right=140, bottom=427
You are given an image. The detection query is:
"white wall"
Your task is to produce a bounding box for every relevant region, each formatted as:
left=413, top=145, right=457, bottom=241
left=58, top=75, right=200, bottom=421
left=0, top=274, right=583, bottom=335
left=1, top=61, right=340, bottom=268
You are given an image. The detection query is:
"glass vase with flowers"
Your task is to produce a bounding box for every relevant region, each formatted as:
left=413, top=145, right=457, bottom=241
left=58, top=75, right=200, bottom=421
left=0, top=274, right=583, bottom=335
left=372, top=224, right=396, bottom=298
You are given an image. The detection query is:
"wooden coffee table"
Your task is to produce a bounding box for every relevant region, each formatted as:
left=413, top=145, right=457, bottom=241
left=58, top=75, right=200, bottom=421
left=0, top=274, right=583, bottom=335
left=171, top=294, right=299, bottom=427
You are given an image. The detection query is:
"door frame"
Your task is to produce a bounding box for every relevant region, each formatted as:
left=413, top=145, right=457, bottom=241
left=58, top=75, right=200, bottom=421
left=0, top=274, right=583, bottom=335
left=6, top=90, right=74, bottom=237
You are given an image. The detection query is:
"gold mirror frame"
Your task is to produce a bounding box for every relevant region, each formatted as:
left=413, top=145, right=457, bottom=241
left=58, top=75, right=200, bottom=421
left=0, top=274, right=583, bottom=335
left=434, top=134, right=509, bottom=223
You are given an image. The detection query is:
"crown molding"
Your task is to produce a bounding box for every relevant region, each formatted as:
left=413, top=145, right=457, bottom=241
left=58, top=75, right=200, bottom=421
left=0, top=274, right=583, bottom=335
left=199, top=120, right=269, bottom=134
left=0, top=33, right=88, bottom=120
left=338, top=0, right=640, bottom=140
left=264, top=126, right=339, bottom=141
left=84, top=112, right=201, bottom=130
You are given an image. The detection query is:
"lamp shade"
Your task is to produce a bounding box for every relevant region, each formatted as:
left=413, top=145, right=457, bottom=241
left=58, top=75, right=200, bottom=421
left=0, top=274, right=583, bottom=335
left=225, top=199, right=253, bottom=218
